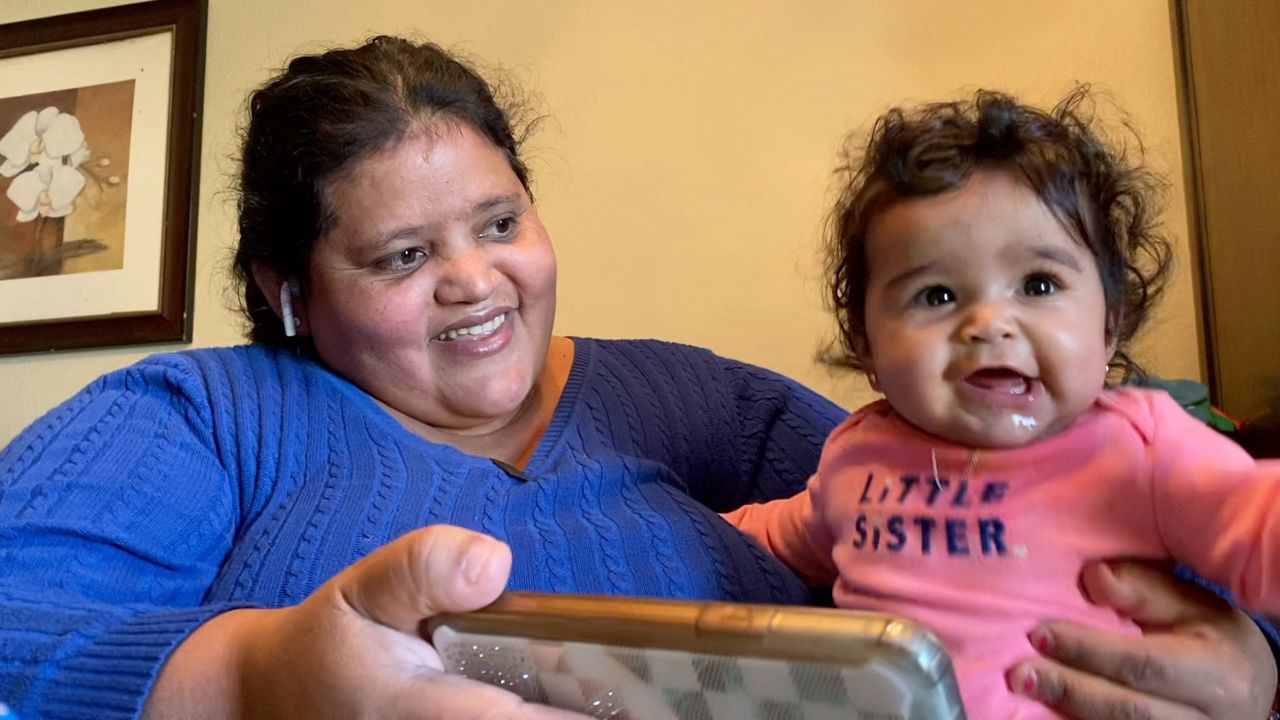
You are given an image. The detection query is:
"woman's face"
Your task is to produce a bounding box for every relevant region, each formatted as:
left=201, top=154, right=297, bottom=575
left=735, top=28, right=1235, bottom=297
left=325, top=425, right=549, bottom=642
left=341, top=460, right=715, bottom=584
left=300, top=123, right=557, bottom=433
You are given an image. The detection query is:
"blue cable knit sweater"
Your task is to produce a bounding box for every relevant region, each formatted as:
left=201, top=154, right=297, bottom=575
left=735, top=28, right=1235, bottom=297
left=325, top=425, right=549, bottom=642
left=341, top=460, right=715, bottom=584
left=0, top=338, right=846, bottom=719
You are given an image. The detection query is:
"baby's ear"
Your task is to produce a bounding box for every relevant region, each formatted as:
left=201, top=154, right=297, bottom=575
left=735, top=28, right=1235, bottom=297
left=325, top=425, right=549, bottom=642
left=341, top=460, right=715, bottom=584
left=852, top=335, right=881, bottom=391
left=1105, top=307, right=1122, bottom=358
left=865, top=368, right=883, bottom=392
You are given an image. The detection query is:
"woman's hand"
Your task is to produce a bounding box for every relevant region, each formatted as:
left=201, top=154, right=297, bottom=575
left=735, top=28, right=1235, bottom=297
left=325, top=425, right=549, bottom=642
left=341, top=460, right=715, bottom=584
left=1008, top=560, right=1277, bottom=719
left=146, top=525, right=585, bottom=720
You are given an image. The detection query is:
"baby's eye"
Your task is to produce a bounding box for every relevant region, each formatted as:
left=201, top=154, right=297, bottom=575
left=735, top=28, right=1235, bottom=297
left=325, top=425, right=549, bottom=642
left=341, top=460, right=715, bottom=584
left=378, top=247, right=428, bottom=272
left=1023, top=274, right=1059, bottom=297
left=917, top=285, right=955, bottom=307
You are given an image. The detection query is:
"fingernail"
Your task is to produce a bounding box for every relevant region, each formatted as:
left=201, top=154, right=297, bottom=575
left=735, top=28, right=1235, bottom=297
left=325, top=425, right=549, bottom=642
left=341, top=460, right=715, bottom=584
left=1021, top=668, right=1038, bottom=697
left=1007, top=666, right=1039, bottom=698
left=1028, top=627, right=1053, bottom=655
left=460, top=540, right=494, bottom=585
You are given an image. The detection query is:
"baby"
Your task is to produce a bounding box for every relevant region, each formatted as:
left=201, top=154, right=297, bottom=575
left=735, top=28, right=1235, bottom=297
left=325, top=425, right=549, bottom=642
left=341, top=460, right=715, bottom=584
left=725, top=88, right=1280, bottom=718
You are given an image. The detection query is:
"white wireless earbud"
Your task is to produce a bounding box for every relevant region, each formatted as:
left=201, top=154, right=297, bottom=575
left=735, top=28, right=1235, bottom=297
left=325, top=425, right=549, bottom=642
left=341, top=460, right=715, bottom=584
left=280, top=278, right=298, bottom=337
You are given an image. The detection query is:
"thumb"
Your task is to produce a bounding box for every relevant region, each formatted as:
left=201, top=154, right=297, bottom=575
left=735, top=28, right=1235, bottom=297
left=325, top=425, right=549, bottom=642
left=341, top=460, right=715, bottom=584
left=337, top=525, right=512, bottom=632
left=1080, top=559, right=1229, bottom=627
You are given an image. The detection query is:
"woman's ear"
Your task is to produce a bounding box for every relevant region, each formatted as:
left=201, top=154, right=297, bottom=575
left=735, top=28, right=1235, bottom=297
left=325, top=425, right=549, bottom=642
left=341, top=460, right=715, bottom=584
left=250, top=261, right=307, bottom=337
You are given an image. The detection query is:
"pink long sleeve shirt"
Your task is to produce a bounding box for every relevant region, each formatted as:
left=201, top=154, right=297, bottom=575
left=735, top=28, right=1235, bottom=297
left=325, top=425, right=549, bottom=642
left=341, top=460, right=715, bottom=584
left=724, top=387, right=1280, bottom=719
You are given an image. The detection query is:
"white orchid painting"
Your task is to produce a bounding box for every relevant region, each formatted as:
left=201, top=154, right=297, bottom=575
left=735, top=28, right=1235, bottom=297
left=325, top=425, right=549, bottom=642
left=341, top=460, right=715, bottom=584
left=0, top=80, right=134, bottom=282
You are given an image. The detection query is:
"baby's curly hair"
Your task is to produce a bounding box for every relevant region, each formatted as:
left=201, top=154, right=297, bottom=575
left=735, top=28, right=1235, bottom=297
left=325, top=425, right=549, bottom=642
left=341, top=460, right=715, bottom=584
left=824, top=87, right=1172, bottom=379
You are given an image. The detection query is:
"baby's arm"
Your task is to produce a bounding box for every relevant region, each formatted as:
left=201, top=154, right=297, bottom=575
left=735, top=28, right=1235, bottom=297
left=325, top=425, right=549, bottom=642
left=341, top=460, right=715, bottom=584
left=722, top=480, right=839, bottom=587
left=1146, top=392, right=1280, bottom=614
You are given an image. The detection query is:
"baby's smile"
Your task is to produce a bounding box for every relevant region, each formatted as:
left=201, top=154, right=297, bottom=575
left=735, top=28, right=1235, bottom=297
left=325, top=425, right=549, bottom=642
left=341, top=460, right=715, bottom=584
left=965, top=367, right=1033, bottom=395
left=959, top=367, right=1041, bottom=411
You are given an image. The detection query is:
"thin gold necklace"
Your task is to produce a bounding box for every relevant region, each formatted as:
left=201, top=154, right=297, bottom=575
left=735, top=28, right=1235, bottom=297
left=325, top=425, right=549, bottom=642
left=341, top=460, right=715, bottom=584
left=930, top=447, right=981, bottom=489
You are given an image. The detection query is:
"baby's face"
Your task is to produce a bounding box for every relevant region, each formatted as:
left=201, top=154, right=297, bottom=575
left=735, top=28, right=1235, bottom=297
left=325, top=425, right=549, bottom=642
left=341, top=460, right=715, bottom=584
left=861, top=169, right=1112, bottom=448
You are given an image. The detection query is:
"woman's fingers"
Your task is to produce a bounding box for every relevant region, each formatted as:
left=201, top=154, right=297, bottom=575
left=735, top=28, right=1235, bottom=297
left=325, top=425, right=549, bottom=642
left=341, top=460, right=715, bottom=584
left=1008, top=658, right=1209, bottom=720
left=338, top=524, right=513, bottom=632
left=408, top=673, right=590, bottom=720
left=1026, top=620, right=1245, bottom=709
left=1079, top=560, right=1231, bottom=627
left=326, top=527, right=587, bottom=720
left=238, top=525, right=584, bottom=720
left=1015, top=559, right=1276, bottom=719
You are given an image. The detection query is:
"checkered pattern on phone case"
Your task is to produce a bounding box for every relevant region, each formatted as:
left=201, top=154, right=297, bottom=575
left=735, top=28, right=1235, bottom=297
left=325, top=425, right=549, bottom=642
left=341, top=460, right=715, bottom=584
left=441, top=638, right=898, bottom=720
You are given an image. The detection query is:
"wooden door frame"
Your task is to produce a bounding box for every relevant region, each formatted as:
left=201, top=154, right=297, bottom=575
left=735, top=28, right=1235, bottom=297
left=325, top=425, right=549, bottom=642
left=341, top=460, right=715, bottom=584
left=1168, top=0, right=1221, bottom=403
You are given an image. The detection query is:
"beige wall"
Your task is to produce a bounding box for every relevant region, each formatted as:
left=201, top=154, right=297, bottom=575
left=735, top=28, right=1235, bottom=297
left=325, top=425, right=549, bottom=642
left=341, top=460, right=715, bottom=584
left=0, top=0, right=1199, bottom=443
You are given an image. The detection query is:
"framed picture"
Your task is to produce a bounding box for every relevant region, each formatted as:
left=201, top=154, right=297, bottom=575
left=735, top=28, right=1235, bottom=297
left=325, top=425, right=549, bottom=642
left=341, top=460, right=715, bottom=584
left=0, top=0, right=206, bottom=355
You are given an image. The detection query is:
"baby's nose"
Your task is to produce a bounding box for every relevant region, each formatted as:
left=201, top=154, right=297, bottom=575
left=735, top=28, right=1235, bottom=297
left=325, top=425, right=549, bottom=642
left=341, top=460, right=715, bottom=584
left=961, top=302, right=1018, bottom=343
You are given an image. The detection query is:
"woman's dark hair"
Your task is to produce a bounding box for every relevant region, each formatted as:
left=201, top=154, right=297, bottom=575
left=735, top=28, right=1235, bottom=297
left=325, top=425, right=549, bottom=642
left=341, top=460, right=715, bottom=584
left=232, top=35, right=534, bottom=345
left=824, top=87, right=1172, bottom=379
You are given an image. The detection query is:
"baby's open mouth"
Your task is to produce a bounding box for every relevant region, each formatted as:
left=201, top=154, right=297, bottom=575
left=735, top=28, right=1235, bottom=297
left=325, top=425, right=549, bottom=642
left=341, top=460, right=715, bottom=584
left=965, top=368, right=1033, bottom=396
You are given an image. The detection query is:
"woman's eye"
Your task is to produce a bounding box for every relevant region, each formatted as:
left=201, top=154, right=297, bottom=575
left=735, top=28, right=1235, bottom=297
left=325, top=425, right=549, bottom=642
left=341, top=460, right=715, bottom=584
left=481, top=215, right=518, bottom=239
left=917, top=285, right=955, bottom=307
left=379, top=247, right=427, bottom=272
left=1024, top=274, right=1058, bottom=297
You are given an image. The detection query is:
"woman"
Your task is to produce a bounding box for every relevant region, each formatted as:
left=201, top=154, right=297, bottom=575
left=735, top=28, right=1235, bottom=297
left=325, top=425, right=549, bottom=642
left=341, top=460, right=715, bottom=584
left=0, top=36, right=1273, bottom=720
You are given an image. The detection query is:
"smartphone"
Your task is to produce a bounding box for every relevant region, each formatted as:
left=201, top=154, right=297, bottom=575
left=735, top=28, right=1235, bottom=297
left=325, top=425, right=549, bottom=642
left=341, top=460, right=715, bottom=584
left=428, top=592, right=965, bottom=720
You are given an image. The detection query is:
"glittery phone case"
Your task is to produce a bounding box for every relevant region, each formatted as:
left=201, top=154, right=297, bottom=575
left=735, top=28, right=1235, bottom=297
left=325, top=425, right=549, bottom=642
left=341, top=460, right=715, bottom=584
left=429, top=592, right=965, bottom=720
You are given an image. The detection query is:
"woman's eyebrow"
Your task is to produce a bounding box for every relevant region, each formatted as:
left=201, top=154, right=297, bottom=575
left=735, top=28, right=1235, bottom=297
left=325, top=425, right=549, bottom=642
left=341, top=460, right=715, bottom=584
left=369, top=225, right=426, bottom=251
left=471, top=193, right=524, bottom=215
left=362, top=193, right=527, bottom=250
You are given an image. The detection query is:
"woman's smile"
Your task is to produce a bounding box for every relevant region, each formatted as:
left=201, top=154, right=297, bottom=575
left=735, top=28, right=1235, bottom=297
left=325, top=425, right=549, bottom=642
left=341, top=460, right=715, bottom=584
left=433, top=309, right=516, bottom=359
left=435, top=310, right=508, bottom=341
